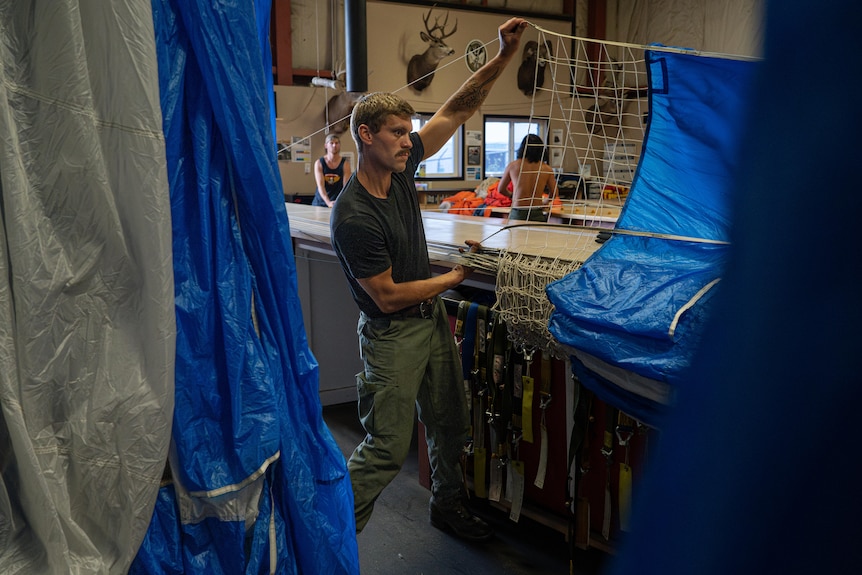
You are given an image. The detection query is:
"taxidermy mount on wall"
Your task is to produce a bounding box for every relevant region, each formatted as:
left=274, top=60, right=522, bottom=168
left=517, top=40, right=552, bottom=96
left=407, top=8, right=457, bottom=92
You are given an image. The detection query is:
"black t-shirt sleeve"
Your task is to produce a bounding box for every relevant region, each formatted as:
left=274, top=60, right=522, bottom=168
left=406, top=132, right=424, bottom=177
left=334, top=215, right=391, bottom=280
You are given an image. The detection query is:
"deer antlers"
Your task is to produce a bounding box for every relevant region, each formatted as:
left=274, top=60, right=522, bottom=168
left=408, top=8, right=458, bottom=92
left=422, top=8, right=457, bottom=40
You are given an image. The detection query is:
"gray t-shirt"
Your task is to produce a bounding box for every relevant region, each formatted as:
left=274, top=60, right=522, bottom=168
left=331, top=132, right=431, bottom=317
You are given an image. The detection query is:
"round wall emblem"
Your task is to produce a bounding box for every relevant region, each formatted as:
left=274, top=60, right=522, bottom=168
left=465, top=40, right=487, bottom=72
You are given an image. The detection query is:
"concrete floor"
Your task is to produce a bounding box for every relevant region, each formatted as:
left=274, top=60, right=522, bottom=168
left=322, top=401, right=608, bottom=575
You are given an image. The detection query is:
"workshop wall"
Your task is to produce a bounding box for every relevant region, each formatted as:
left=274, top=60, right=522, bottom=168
left=274, top=0, right=762, bottom=200
left=275, top=2, right=570, bottom=199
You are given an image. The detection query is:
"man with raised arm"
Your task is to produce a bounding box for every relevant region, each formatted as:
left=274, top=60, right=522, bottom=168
left=331, top=17, right=527, bottom=542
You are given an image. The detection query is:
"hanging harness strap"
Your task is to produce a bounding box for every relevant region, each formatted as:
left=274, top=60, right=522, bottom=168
left=507, top=458, right=526, bottom=522
left=616, top=412, right=635, bottom=532
left=566, top=368, right=581, bottom=499
left=519, top=350, right=535, bottom=444
left=492, top=315, right=512, bottom=503
left=486, top=309, right=506, bottom=501
left=472, top=304, right=489, bottom=499
left=573, top=388, right=594, bottom=550
left=601, top=403, right=618, bottom=540
left=458, top=302, right=479, bottom=497
left=498, top=335, right=517, bottom=457
left=567, top=373, right=593, bottom=505
left=495, top=336, right=521, bottom=466
left=454, top=300, right=469, bottom=338
left=504, top=343, right=526, bottom=522
left=475, top=304, right=490, bottom=433
left=457, top=301, right=474, bottom=406
left=510, top=346, right=526, bottom=432
left=491, top=314, right=510, bottom=454
left=533, top=351, right=553, bottom=489
left=476, top=305, right=489, bottom=395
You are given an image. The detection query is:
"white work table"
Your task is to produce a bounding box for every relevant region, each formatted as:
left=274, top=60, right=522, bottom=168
left=285, top=202, right=603, bottom=271
left=284, top=202, right=604, bottom=405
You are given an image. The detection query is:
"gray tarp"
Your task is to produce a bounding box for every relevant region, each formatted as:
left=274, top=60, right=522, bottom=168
left=0, top=2, right=175, bottom=573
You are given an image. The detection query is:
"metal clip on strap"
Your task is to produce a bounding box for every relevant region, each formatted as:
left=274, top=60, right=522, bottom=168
left=601, top=406, right=618, bottom=459
left=455, top=300, right=469, bottom=338
left=539, top=352, right=552, bottom=409
left=462, top=303, right=479, bottom=383
left=616, top=425, right=634, bottom=447
left=419, top=298, right=434, bottom=318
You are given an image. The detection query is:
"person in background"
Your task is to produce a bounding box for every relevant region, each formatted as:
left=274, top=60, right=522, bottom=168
left=312, top=133, right=352, bottom=207
left=330, top=17, right=528, bottom=542
left=498, top=133, right=558, bottom=222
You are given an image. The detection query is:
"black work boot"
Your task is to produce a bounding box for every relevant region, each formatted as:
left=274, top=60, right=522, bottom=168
left=429, top=497, right=493, bottom=542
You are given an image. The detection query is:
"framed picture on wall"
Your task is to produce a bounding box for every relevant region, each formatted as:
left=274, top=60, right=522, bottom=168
left=277, top=140, right=291, bottom=162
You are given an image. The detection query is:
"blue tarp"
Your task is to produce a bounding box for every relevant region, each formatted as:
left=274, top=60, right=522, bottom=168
left=606, top=2, right=862, bottom=573
left=131, top=0, right=359, bottom=572
left=547, top=49, right=759, bottom=426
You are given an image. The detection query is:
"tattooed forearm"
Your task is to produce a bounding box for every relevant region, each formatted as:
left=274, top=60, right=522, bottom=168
left=449, top=64, right=503, bottom=112
left=449, top=82, right=489, bottom=111
left=436, top=17, right=524, bottom=123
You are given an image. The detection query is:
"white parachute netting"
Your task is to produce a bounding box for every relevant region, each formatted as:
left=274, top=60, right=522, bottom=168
left=463, top=26, right=650, bottom=358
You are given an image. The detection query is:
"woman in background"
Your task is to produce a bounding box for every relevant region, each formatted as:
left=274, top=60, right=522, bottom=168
left=312, top=133, right=352, bottom=207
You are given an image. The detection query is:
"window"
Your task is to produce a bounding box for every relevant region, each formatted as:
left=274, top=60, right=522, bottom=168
left=483, top=116, right=547, bottom=177
left=412, top=114, right=463, bottom=180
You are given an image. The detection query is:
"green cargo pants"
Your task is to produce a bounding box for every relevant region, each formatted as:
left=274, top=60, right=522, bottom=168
left=348, top=297, right=469, bottom=532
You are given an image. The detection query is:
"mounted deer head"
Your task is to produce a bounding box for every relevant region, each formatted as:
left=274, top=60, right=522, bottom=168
left=324, top=65, right=364, bottom=134
left=517, top=40, right=552, bottom=96
left=407, top=8, right=457, bottom=92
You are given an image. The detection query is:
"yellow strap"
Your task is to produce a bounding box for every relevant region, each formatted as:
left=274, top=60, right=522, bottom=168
left=616, top=411, right=636, bottom=532
left=521, top=374, right=534, bottom=443
left=619, top=463, right=633, bottom=532
left=473, top=447, right=487, bottom=499
left=472, top=397, right=483, bottom=458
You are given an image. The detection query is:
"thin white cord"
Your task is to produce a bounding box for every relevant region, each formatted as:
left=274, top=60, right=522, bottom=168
left=527, top=21, right=761, bottom=62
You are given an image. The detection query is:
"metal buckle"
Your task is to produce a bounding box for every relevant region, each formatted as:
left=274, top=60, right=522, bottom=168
left=419, top=298, right=434, bottom=319
left=616, top=425, right=634, bottom=447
